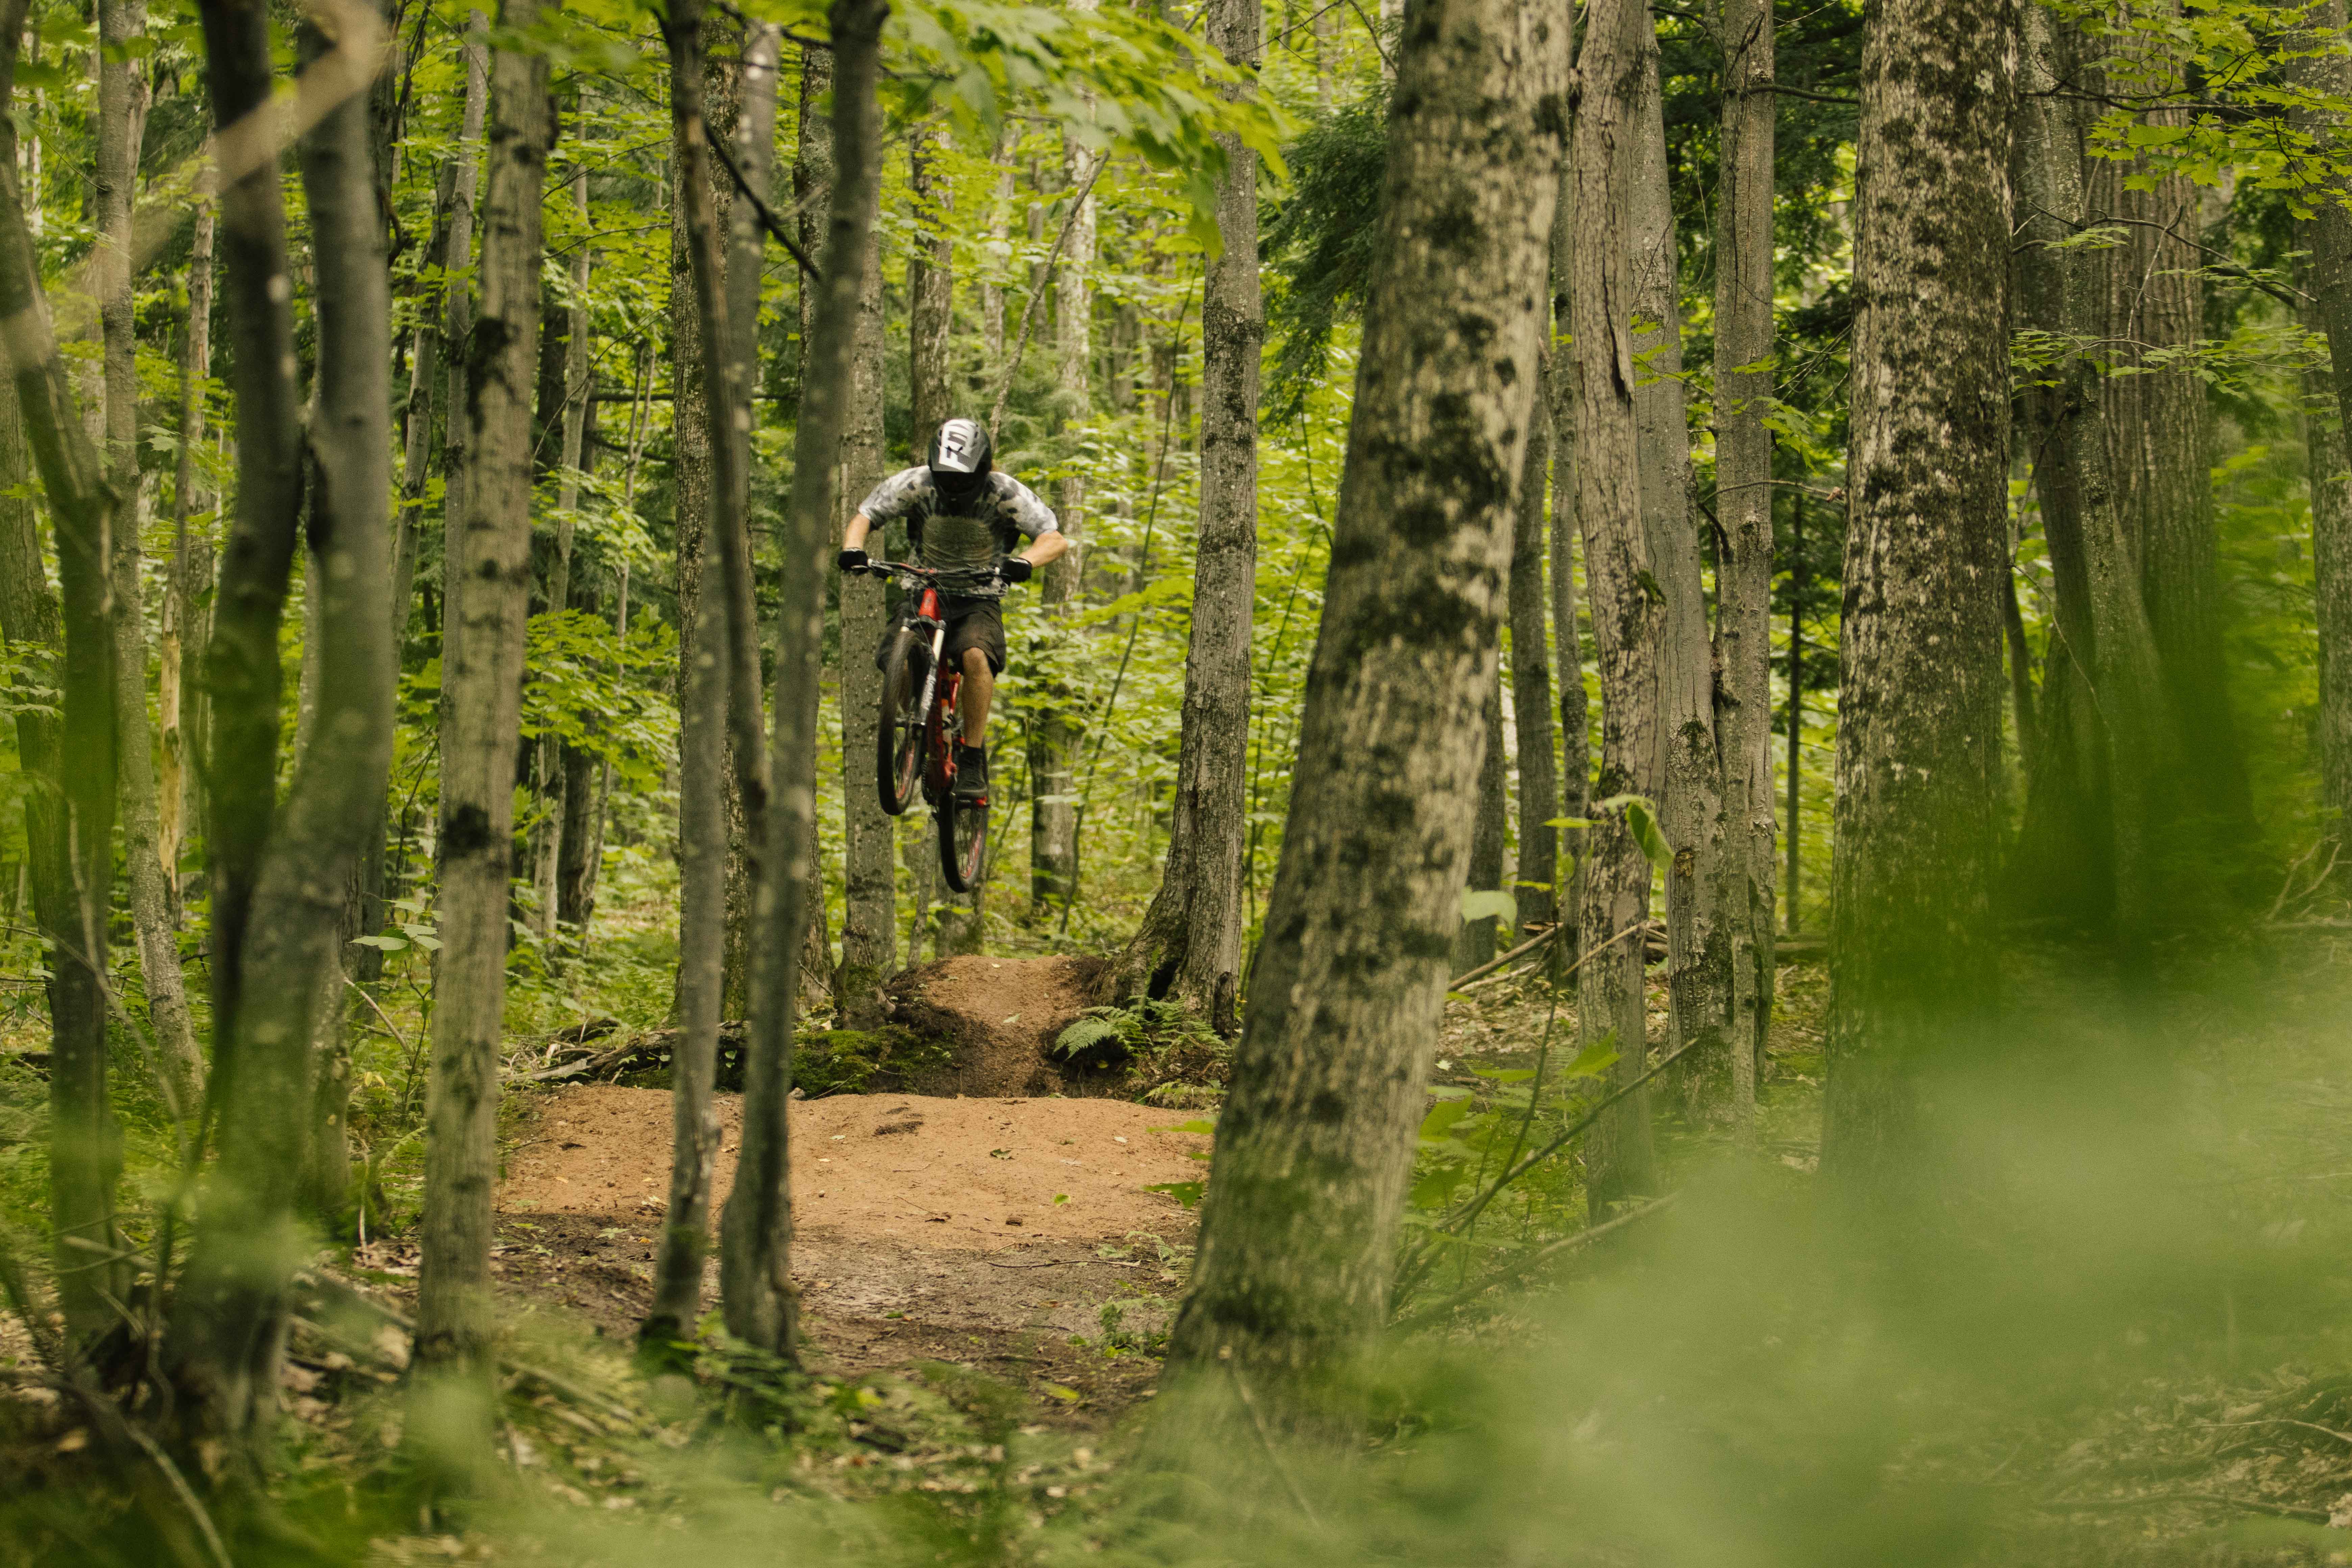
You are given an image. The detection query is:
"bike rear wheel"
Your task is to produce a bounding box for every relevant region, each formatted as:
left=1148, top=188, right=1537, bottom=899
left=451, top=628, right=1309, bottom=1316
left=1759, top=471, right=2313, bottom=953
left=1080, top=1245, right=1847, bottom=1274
left=877, top=627, right=926, bottom=817
left=938, top=774, right=989, bottom=894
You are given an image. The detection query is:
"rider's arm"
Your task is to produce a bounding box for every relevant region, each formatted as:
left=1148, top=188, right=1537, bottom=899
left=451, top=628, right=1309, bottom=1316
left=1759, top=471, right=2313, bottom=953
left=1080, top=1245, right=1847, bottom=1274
left=843, top=513, right=874, bottom=551
left=1015, top=529, right=1068, bottom=570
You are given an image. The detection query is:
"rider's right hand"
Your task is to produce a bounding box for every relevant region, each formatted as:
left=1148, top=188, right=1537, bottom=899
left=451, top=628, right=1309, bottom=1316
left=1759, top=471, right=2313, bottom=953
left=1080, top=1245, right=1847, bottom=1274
left=837, top=548, right=868, bottom=574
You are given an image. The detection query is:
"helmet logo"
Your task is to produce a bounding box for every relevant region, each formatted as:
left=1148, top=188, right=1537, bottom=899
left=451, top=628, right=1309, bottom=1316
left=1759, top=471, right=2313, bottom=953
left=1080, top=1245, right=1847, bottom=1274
left=933, top=419, right=981, bottom=473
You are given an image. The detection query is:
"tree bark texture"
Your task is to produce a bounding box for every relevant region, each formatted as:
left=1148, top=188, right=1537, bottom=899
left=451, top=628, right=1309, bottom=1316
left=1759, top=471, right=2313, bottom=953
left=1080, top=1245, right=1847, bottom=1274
left=1548, top=171, right=1590, bottom=948
left=1712, top=0, right=1775, bottom=1074
left=2013, top=2, right=2174, bottom=950
left=198, top=0, right=309, bottom=1061
left=2082, top=3, right=2247, bottom=839
left=1629, top=15, right=1737, bottom=1125
left=725, top=0, right=890, bottom=1357
left=1824, top=0, right=2016, bottom=1192
left=2286, top=0, right=2352, bottom=868
left=168, top=10, right=395, bottom=1441
left=1454, top=673, right=1509, bottom=971
left=1509, top=371, right=1558, bottom=943
left=0, top=100, right=123, bottom=1331
left=416, top=5, right=548, bottom=1453
left=100, top=0, right=201, bottom=1118
left=1107, top=0, right=1260, bottom=1027
left=163, top=201, right=215, bottom=902
left=837, top=84, right=893, bottom=1021
left=436, top=9, right=488, bottom=634
left=910, top=122, right=954, bottom=438
left=1571, top=0, right=1661, bottom=1218
left=1028, top=132, right=1095, bottom=915
left=1161, top=0, right=1566, bottom=1399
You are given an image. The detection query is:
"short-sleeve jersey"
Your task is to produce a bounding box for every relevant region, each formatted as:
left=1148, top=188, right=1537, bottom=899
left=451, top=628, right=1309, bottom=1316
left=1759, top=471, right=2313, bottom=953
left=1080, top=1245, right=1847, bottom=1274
left=856, top=468, right=1059, bottom=598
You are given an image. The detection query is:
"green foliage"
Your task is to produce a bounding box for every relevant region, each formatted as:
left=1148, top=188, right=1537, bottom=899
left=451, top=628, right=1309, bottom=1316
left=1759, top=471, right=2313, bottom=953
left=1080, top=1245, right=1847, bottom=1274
left=791, top=1027, right=953, bottom=1098
left=1260, top=88, right=1389, bottom=423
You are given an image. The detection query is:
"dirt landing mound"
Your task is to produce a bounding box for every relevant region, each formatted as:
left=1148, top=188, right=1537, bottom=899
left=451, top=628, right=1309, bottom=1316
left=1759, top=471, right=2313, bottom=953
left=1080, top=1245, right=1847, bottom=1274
left=883, top=955, right=1111, bottom=1097
left=503, top=1083, right=1205, bottom=1249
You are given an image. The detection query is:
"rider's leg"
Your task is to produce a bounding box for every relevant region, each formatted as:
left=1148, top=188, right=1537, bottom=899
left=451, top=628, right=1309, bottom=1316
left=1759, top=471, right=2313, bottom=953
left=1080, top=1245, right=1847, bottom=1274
left=960, top=647, right=994, bottom=746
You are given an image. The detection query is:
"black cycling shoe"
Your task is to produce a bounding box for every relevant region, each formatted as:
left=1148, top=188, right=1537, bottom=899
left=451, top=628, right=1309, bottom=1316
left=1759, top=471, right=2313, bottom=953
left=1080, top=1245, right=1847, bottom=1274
left=953, top=743, right=988, bottom=804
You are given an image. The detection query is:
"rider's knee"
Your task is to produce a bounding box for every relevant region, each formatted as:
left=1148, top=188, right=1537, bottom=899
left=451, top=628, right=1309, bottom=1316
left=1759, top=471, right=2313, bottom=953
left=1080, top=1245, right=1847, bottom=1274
left=962, top=647, right=991, bottom=679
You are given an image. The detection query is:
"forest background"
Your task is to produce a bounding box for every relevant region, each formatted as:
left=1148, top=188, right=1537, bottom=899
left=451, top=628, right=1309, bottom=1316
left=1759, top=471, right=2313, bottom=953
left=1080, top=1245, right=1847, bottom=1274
left=9, top=0, right=2352, bottom=1559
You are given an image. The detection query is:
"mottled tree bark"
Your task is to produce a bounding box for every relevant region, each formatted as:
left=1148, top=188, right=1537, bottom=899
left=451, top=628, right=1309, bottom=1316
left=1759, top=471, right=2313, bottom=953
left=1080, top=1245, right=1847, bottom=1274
left=1824, top=0, right=2016, bottom=1191
left=726, top=0, right=890, bottom=1359
left=1161, top=0, right=1565, bottom=1402
left=198, top=0, right=308, bottom=1076
left=1107, top=0, right=1259, bottom=1027
left=2013, top=2, right=2174, bottom=951
left=1712, top=0, right=1775, bottom=1076
left=0, top=67, right=123, bottom=1331
left=1571, top=0, right=1660, bottom=1218
left=910, top=122, right=954, bottom=438
left=168, top=5, right=395, bottom=1444
left=162, top=202, right=214, bottom=905
left=1509, top=369, right=1558, bottom=944
left=2286, top=0, right=2352, bottom=872
left=436, top=9, right=488, bottom=629
left=836, top=76, right=893, bottom=1018
left=2082, top=2, right=2246, bottom=840
left=1455, top=673, right=1509, bottom=971
left=1548, top=169, right=1590, bottom=952
left=415, top=3, right=547, bottom=1462
left=1630, top=14, right=1735, bottom=1124
left=99, top=0, right=201, bottom=1117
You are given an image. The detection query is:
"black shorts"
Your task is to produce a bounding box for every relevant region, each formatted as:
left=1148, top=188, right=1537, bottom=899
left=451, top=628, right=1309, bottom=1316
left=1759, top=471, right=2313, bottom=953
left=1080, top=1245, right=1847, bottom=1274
left=875, top=594, right=1006, bottom=676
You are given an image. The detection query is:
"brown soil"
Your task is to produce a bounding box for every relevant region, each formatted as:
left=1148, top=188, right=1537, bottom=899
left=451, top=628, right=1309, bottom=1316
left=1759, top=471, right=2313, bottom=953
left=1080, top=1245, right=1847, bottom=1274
left=476, top=1082, right=1205, bottom=1425
left=502, top=1084, right=1208, bottom=1249
left=883, top=954, right=1118, bottom=1097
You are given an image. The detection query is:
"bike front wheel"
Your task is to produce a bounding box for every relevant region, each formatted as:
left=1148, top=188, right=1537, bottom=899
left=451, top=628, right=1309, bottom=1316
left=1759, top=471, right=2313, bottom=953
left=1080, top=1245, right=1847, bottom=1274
left=877, top=626, right=926, bottom=817
left=938, top=778, right=989, bottom=894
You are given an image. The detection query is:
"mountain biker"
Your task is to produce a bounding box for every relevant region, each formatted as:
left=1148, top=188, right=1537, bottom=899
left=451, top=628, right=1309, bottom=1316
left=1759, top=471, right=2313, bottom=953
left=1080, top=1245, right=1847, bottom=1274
left=836, top=418, right=1067, bottom=804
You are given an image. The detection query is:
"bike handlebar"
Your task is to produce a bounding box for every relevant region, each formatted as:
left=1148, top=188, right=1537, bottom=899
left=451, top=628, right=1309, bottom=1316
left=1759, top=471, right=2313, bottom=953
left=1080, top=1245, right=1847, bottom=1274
left=855, top=560, right=1004, bottom=586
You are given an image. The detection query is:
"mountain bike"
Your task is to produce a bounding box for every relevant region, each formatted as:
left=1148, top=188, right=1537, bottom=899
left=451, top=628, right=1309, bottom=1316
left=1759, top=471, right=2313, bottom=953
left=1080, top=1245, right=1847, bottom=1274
left=862, top=561, right=998, bottom=893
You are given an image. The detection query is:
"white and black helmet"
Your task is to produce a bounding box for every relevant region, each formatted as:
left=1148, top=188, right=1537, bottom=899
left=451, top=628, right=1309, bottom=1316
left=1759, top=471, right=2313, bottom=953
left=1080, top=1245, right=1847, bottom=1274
left=926, top=418, right=994, bottom=505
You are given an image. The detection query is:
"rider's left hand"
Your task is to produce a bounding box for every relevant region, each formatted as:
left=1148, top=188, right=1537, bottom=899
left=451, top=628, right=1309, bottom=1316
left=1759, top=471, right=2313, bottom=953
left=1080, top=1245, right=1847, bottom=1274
left=837, top=548, right=867, bottom=573
left=998, top=557, right=1034, bottom=586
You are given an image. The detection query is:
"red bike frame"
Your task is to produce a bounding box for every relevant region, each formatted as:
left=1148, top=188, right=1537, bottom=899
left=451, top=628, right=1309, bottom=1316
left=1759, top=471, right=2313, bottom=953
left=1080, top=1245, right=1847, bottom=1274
left=909, top=583, right=971, bottom=804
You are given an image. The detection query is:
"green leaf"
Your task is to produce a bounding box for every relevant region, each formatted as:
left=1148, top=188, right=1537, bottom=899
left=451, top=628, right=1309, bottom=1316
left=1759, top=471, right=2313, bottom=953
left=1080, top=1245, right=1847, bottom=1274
left=1459, top=888, right=1516, bottom=924
left=1469, top=1066, right=1535, bottom=1082
left=1143, top=1181, right=1203, bottom=1208
left=1625, top=800, right=1673, bottom=869
left=1148, top=1118, right=1218, bottom=1136
left=1562, top=1037, right=1621, bottom=1080
left=1042, top=1382, right=1083, bottom=1402
left=1419, top=1098, right=1474, bottom=1143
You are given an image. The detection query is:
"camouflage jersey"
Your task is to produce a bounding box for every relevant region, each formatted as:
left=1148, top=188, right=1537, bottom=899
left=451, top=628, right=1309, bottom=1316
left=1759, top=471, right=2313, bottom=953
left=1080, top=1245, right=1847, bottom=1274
left=855, top=468, right=1060, bottom=599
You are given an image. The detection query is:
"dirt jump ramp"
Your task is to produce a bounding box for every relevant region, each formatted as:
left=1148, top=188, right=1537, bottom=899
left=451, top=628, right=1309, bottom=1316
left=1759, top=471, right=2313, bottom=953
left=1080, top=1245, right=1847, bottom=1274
left=882, top=954, right=1121, bottom=1099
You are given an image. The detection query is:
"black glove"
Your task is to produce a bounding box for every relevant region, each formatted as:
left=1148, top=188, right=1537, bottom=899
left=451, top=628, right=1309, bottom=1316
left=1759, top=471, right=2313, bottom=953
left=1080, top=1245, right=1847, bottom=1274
left=837, top=548, right=867, bottom=574
left=999, top=557, right=1034, bottom=586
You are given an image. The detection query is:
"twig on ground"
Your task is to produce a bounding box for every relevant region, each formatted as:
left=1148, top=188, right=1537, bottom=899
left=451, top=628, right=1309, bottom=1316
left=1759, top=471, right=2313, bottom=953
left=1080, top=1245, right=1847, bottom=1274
left=2038, top=1491, right=2331, bottom=1523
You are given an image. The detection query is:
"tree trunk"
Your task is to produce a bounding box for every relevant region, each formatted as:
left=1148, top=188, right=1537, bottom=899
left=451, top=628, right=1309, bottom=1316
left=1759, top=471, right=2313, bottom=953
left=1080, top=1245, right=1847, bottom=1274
left=166, top=7, right=395, bottom=1444
left=1785, top=494, right=1804, bottom=930
left=436, top=9, right=488, bottom=635
left=983, top=131, right=1011, bottom=369
left=1028, top=128, right=1095, bottom=916
left=1712, top=0, right=1774, bottom=1075
left=910, top=122, right=954, bottom=439
left=162, top=201, right=214, bottom=909
left=1159, top=0, right=1564, bottom=1406
left=726, top=0, right=890, bottom=1359
left=1509, top=368, right=1558, bottom=945
left=2082, top=3, right=2246, bottom=840
left=196, top=0, right=308, bottom=1078
left=1454, top=673, right=1509, bottom=971
left=836, top=75, right=893, bottom=1020
left=546, top=162, right=595, bottom=933
left=1106, top=0, right=1259, bottom=1028
left=1824, top=0, right=2016, bottom=1193
left=1628, top=14, right=1736, bottom=1125
left=1572, top=0, right=1661, bottom=1219
left=2013, top=2, right=2174, bottom=951
left=99, top=0, right=201, bottom=1119
left=415, top=4, right=548, bottom=1463
left=0, top=100, right=122, bottom=1335
left=1549, top=176, right=1590, bottom=957
left=2286, top=0, right=2352, bottom=874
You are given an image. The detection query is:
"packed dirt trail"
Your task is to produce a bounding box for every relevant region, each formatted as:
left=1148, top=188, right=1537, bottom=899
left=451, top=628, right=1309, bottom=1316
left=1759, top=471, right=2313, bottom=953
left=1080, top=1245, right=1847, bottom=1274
left=465, top=956, right=1208, bottom=1423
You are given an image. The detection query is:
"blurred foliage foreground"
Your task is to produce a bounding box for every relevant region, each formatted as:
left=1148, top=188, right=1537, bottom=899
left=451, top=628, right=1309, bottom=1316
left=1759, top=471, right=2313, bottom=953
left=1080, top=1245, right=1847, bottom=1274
left=11, top=945, right=2352, bottom=1565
